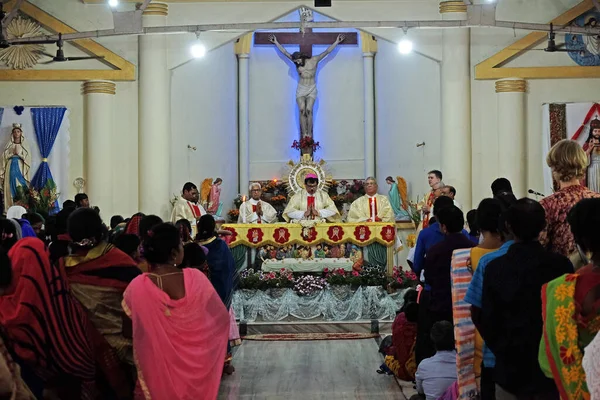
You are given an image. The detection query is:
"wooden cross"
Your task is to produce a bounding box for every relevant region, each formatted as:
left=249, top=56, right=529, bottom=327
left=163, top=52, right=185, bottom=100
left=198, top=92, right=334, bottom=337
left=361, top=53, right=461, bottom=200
left=254, top=28, right=358, bottom=57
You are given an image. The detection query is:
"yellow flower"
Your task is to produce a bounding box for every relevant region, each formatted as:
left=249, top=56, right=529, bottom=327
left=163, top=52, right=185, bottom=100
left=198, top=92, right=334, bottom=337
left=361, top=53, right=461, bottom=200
left=555, top=305, right=574, bottom=327
left=554, top=283, right=572, bottom=302
left=555, top=325, right=566, bottom=344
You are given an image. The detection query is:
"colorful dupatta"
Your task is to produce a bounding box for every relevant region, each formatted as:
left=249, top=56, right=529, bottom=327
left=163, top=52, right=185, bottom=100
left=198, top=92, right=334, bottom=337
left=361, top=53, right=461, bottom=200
left=123, top=268, right=230, bottom=400
left=540, top=273, right=600, bottom=400
left=451, top=247, right=496, bottom=400
left=0, top=238, right=97, bottom=398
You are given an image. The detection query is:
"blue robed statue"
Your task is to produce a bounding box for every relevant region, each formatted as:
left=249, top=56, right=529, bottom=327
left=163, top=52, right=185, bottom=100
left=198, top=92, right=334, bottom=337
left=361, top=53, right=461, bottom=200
left=1, top=124, right=31, bottom=210
left=385, top=176, right=410, bottom=221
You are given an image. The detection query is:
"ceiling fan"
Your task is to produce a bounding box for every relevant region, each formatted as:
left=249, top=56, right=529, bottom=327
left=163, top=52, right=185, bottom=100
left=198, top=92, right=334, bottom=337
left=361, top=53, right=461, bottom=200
left=27, top=33, right=105, bottom=64
left=542, top=23, right=574, bottom=53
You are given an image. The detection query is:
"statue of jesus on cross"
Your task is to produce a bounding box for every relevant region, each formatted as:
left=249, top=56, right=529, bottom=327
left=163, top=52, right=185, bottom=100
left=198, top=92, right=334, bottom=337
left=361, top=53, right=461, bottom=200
left=268, top=33, right=345, bottom=139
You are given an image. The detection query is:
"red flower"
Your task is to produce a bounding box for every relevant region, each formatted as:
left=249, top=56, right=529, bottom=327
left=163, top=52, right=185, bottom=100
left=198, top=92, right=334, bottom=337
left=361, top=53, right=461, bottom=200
left=352, top=270, right=360, bottom=277
left=323, top=268, right=329, bottom=273
left=559, top=346, right=576, bottom=365
left=396, top=277, right=404, bottom=284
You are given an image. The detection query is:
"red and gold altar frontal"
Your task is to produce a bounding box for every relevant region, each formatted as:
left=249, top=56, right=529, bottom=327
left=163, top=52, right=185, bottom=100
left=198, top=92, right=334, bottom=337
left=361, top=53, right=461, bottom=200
left=221, top=222, right=396, bottom=248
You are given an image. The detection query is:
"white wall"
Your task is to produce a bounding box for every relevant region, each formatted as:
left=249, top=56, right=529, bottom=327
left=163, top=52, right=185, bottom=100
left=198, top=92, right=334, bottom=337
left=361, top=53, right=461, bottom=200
left=170, top=42, right=238, bottom=215
left=375, top=38, right=442, bottom=200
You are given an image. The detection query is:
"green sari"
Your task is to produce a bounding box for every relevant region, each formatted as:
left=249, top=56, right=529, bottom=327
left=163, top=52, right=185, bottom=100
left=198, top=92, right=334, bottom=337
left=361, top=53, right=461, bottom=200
left=539, top=272, right=600, bottom=400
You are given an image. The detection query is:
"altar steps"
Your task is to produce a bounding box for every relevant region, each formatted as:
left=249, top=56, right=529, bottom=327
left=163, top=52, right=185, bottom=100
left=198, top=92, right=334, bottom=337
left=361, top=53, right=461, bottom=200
left=242, top=319, right=393, bottom=336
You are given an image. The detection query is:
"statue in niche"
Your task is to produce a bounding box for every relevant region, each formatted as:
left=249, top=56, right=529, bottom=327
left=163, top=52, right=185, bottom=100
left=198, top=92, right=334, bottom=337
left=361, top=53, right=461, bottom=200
left=268, top=32, right=345, bottom=139
left=1, top=123, right=31, bottom=210
left=207, top=178, right=223, bottom=216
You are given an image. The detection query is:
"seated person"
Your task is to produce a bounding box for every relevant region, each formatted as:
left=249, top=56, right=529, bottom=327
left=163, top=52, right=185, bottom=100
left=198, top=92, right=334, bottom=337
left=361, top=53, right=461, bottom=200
left=347, top=177, right=394, bottom=223
left=379, top=291, right=419, bottom=381
left=175, top=218, right=194, bottom=244
left=238, top=183, right=278, bottom=224
left=114, top=233, right=141, bottom=261
left=283, top=174, right=340, bottom=222
left=413, top=321, right=457, bottom=400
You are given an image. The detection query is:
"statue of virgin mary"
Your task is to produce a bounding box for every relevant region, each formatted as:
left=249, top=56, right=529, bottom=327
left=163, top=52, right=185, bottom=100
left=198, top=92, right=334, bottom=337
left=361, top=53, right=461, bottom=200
left=0, top=124, right=31, bottom=210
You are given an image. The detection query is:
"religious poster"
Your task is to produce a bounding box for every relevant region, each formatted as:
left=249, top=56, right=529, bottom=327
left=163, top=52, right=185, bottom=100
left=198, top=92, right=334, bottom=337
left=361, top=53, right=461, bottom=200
left=542, top=102, right=600, bottom=194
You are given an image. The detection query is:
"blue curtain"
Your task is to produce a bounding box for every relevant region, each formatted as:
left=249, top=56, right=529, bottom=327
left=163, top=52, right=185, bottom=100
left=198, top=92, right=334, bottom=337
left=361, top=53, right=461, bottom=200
left=30, top=107, right=66, bottom=190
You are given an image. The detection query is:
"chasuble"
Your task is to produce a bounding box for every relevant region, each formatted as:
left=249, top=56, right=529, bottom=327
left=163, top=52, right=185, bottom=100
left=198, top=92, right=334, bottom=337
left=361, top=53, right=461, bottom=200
left=283, top=189, right=341, bottom=222
left=347, top=194, right=394, bottom=223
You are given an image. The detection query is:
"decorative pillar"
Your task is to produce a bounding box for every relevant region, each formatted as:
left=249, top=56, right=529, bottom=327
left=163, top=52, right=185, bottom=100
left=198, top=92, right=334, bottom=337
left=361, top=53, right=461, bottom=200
left=496, top=79, right=527, bottom=197
left=361, top=32, right=377, bottom=179
left=440, top=1, right=472, bottom=208
left=139, top=3, right=169, bottom=217
left=235, top=34, right=252, bottom=196
left=82, top=80, right=115, bottom=216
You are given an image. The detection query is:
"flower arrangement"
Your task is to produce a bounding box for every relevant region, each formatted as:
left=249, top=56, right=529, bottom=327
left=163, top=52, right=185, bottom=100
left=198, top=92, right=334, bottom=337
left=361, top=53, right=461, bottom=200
left=269, top=195, right=287, bottom=205
left=227, top=209, right=240, bottom=223
left=407, top=196, right=423, bottom=227
left=13, top=180, right=60, bottom=217
left=239, top=268, right=295, bottom=290
left=293, top=274, right=329, bottom=296
left=323, top=263, right=387, bottom=287
left=291, top=137, right=320, bottom=153
left=324, top=267, right=362, bottom=286
left=327, top=179, right=366, bottom=208
left=388, top=266, right=419, bottom=289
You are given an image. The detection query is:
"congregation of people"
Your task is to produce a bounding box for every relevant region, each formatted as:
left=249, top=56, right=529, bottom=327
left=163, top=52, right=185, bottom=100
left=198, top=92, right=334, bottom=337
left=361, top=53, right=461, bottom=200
left=0, top=139, right=599, bottom=399
left=380, top=139, right=600, bottom=400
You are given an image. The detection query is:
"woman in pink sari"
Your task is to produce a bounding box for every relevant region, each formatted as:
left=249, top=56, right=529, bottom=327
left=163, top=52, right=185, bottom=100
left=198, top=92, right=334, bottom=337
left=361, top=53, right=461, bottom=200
left=122, top=223, right=230, bottom=400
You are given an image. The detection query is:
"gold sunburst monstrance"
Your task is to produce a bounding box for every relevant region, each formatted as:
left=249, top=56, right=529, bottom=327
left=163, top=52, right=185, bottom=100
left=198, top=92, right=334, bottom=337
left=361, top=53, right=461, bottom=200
left=0, top=17, right=45, bottom=70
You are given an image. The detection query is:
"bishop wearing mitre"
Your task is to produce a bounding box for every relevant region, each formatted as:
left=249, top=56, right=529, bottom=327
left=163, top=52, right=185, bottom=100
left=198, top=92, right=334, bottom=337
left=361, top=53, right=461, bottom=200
left=283, top=174, right=341, bottom=222
left=171, top=182, right=207, bottom=235
left=238, top=183, right=278, bottom=224
left=347, top=177, right=394, bottom=223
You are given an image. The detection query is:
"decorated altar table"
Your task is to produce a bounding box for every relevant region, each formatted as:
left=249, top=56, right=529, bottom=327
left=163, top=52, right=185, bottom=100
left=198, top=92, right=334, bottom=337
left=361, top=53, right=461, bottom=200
left=262, top=257, right=353, bottom=272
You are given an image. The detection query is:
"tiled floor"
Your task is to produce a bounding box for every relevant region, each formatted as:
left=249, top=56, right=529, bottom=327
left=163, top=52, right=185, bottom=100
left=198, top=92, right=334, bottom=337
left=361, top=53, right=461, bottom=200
left=218, top=339, right=410, bottom=400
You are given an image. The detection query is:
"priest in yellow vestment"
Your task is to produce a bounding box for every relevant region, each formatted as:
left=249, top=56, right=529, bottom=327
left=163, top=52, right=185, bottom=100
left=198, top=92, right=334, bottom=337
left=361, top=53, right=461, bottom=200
left=283, top=174, right=341, bottom=222
left=238, top=183, right=278, bottom=224
left=347, top=177, right=394, bottom=223
left=171, top=182, right=207, bottom=236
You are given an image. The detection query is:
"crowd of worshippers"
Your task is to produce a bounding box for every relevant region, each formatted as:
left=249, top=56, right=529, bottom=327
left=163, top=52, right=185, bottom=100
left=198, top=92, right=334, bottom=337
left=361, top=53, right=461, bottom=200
left=377, top=139, right=600, bottom=400
left=0, top=195, right=240, bottom=399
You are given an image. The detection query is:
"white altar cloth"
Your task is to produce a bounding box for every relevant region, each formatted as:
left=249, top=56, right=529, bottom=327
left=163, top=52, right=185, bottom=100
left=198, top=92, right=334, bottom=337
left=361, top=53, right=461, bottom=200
left=262, top=258, right=353, bottom=272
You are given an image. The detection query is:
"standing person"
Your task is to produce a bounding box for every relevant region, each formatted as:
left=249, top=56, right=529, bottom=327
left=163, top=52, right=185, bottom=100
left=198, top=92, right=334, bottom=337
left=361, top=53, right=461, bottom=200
left=464, top=193, right=517, bottom=400
left=480, top=199, right=573, bottom=399
left=441, top=185, right=462, bottom=210
left=466, top=209, right=480, bottom=245
left=238, top=183, right=278, bottom=224
left=171, top=182, right=206, bottom=237
left=539, top=198, right=600, bottom=400
left=123, top=223, right=229, bottom=400
left=420, top=170, right=443, bottom=229
left=451, top=199, right=504, bottom=400
left=491, top=178, right=513, bottom=197
left=75, top=193, right=90, bottom=208
left=424, top=206, right=475, bottom=324
left=540, top=140, right=600, bottom=263
left=0, top=238, right=101, bottom=398
left=196, top=214, right=237, bottom=374
left=61, top=208, right=142, bottom=365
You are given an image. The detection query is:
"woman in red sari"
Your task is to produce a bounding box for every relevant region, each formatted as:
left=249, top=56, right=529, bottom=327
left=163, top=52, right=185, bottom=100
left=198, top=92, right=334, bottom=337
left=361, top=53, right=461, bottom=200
left=123, top=223, right=229, bottom=400
left=539, top=198, right=600, bottom=400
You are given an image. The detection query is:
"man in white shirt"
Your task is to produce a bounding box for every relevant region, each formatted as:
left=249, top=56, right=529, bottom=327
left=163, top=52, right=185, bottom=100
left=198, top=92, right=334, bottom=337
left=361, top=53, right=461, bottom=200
left=283, top=173, right=340, bottom=222
left=171, top=182, right=207, bottom=236
left=238, top=183, right=278, bottom=224
left=347, top=177, right=394, bottom=223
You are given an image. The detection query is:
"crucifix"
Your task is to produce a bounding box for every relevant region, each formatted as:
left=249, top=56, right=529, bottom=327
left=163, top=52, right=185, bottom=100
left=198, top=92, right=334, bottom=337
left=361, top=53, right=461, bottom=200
left=254, top=8, right=358, bottom=156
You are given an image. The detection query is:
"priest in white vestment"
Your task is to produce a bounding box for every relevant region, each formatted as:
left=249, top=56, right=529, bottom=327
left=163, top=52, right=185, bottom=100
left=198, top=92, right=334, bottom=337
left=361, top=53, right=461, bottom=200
left=171, top=182, right=207, bottom=236
left=283, top=174, right=341, bottom=222
left=347, top=177, right=395, bottom=223
left=238, top=183, right=278, bottom=224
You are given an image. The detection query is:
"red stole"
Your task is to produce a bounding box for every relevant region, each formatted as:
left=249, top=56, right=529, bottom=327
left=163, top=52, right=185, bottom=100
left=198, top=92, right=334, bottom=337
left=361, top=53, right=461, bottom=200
left=187, top=201, right=202, bottom=218
left=307, top=196, right=315, bottom=209
left=252, top=204, right=261, bottom=224
left=422, top=191, right=435, bottom=228
left=368, top=197, right=378, bottom=221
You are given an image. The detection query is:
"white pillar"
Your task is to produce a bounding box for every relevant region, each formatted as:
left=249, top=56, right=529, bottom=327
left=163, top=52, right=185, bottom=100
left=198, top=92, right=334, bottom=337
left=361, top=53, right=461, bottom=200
left=496, top=79, right=527, bottom=198
left=440, top=1, right=472, bottom=208
left=361, top=32, right=377, bottom=179
left=82, top=80, right=115, bottom=216
left=139, top=3, right=170, bottom=218
left=238, top=53, right=250, bottom=196
left=363, top=52, right=375, bottom=178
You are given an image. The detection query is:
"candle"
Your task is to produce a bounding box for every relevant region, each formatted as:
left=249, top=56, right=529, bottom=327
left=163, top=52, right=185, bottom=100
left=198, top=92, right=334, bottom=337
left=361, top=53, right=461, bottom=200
left=242, top=195, right=247, bottom=223
left=371, top=198, right=376, bottom=221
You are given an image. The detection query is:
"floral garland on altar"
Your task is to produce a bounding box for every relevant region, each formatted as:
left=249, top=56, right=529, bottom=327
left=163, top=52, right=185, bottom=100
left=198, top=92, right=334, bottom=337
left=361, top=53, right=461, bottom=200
left=13, top=179, right=60, bottom=217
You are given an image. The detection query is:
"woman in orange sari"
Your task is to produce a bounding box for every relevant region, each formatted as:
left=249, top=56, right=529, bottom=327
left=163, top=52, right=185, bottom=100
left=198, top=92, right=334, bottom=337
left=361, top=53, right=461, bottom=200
left=123, top=223, right=229, bottom=400
left=540, top=198, right=600, bottom=400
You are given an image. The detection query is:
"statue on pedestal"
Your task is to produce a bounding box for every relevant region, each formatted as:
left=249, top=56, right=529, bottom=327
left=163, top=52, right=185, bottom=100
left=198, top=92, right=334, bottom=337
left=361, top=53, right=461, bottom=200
left=1, top=124, right=30, bottom=210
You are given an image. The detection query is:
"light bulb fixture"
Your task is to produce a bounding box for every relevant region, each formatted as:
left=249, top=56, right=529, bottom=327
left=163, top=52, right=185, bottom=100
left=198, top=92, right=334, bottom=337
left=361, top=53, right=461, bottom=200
left=190, top=32, right=206, bottom=59
left=108, top=0, right=119, bottom=8
left=398, top=38, right=413, bottom=55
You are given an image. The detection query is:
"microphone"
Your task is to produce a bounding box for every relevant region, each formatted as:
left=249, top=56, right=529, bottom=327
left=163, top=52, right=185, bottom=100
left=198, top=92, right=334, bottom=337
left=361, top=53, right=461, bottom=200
left=528, top=189, right=545, bottom=197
